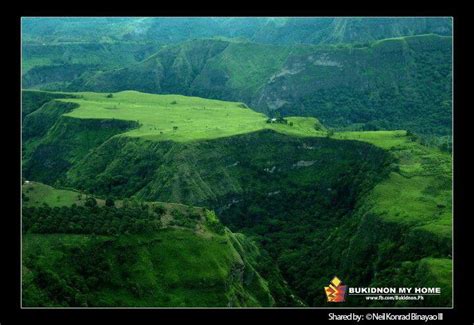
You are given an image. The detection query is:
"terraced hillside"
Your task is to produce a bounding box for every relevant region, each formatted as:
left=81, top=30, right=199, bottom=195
left=22, top=90, right=452, bottom=307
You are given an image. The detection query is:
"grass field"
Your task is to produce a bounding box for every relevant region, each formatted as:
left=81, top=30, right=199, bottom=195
left=333, top=130, right=452, bottom=241
left=57, top=91, right=326, bottom=142
left=22, top=202, right=275, bottom=307
left=22, top=181, right=92, bottom=207
left=21, top=181, right=210, bottom=218
left=20, top=181, right=137, bottom=208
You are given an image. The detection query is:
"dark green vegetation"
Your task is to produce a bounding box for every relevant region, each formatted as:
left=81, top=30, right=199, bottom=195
left=22, top=41, right=161, bottom=89
left=21, top=90, right=77, bottom=120
left=22, top=90, right=451, bottom=307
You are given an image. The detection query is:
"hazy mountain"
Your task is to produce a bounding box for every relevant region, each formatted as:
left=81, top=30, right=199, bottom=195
left=22, top=17, right=452, bottom=45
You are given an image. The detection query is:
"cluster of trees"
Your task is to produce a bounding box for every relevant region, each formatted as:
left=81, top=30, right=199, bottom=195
left=216, top=138, right=393, bottom=305
left=282, top=80, right=451, bottom=138
left=22, top=204, right=166, bottom=235
left=220, top=185, right=364, bottom=304
left=22, top=199, right=210, bottom=236
left=23, top=235, right=120, bottom=307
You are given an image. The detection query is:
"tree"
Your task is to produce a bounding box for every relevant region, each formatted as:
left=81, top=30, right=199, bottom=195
left=153, top=204, right=166, bottom=215
left=84, top=197, right=97, bottom=208
left=105, top=198, right=115, bottom=207
left=122, top=199, right=130, bottom=208
left=106, top=93, right=113, bottom=98
left=173, top=126, right=178, bottom=131
left=406, top=130, right=418, bottom=142
left=362, top=121, right=380, bottom=131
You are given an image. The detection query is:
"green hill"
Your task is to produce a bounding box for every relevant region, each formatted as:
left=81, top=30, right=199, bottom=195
left=62, top=35, right=451, bottom=137
left=22, top=188, right=292, bottom=307
left=22, top=41, right=161, bottom=89
left=60, top=90, right=325, bottom=142
left=22, top=90, right=452, bottom=307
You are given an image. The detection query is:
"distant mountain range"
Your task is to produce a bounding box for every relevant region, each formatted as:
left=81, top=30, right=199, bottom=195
left=22, top=17, right=452, bottom=45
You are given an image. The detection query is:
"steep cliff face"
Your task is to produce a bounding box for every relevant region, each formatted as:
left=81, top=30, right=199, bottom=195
left=29, top=128, right=390, bottom=210
left=22, top=42, right=162, bottom=89
left=23, top=99, right=139, bottom=185
left=69, top=39, right=230, bottom=95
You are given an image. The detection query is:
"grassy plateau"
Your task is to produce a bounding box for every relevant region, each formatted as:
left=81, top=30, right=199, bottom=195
left=59, top=90, right=326, bottom=142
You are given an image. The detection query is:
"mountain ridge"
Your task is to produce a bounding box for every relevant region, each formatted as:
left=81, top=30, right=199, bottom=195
left=39, top=34, right=451, bottom=138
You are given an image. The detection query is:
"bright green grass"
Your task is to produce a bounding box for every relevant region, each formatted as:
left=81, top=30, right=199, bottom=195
left=335, top=130, right=452, bottom=303
left=22, top=181, right=208, bottom=213
left=22, top=229, right=268, bottom=307
left=420, top=257, right=452, bottom=286
left=59, top=91, right=326, bottom=142
left=333, top=130, right=408, bottom=149
left=22, top=181, right=118, bottom=208
left=418, top=257, right=452, bottom=305
left=23, top=90, right=451, bottom=306
left=22, top=181, right=85, bottom=207
left=335, top=130, right=452, bottom=239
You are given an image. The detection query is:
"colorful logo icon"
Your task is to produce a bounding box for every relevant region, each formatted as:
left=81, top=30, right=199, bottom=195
left=324, top=276, right=347, bottom=302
